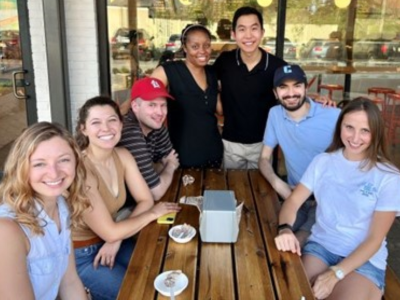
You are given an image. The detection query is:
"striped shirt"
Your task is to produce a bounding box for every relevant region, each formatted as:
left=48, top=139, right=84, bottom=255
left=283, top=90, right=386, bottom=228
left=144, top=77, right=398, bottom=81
left=118, top=109, right=173, bottom=189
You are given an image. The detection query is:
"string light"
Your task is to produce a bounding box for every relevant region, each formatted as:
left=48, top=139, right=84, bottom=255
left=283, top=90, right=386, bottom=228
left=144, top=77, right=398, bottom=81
left=179, top=0, right=192, bottom=6
left=257, top=0, right=273, bottom=8
left=334, top=0, right=351, bottom=8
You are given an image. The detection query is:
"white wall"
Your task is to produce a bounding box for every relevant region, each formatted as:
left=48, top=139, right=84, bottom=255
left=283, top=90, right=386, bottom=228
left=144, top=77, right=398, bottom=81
left=64, top=0, right=100, bottom=124
left=27, top=0, right=51, bottom=121
left=27, top=0, right=101, bottom=124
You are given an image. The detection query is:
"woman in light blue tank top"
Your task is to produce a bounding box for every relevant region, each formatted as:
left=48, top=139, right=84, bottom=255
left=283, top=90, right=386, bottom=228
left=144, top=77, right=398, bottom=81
left=0, top=122, right=90, bottom=300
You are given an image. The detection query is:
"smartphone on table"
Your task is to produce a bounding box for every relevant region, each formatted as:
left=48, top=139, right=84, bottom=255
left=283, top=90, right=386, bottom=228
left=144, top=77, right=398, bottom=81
left=157, top=212, right=177, bottom=224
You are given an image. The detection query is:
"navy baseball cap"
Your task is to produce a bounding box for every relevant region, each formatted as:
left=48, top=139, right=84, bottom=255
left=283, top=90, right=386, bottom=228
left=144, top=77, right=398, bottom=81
left=273, top=65, right=308, bottom=87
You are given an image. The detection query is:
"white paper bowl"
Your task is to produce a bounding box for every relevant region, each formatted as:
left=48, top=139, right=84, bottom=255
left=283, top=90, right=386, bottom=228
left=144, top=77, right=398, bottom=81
left=154, top=271, right=189, bottom=297
left=169, top=224, right=196, bottom=243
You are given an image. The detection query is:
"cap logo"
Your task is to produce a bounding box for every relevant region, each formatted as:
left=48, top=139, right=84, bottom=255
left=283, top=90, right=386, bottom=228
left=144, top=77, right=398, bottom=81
left=283, top=65, right=293, bottom=74
left=151, top=79, right=161, bottom=89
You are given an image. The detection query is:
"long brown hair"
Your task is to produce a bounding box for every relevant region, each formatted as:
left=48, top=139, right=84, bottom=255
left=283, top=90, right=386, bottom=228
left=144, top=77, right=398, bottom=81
left=0, top=122, right=90, bottom=235
left=75, top=96, right=122, bottom=150
left=326, top=97, right=395, bottom=171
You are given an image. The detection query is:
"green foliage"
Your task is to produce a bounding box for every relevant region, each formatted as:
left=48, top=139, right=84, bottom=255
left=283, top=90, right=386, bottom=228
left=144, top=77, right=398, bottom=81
left=0, top=79, right=12, bottom=88
left=120, top=66, right=130, bottom=73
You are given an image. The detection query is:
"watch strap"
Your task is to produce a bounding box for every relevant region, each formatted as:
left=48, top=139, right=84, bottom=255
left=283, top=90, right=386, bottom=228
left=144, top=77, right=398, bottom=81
left=277, top=223, right=293, bottom=232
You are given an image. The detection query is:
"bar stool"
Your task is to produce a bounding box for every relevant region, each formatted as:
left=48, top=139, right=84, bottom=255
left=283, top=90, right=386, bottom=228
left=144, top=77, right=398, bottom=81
left=386, top=93, right=400, bottom=145
left=367, top=87, right=395, bottom=101
left=368, top=87, right=395, bottom=117
left=318, top=84, right=344, bottom=100
left=370, top=97, right=385, bottom=112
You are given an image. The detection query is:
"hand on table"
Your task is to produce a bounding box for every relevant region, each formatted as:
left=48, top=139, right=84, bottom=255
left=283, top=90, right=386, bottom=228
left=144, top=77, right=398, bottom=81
left=274, top=229, right=301, bottom=256
left=93, top=240, right=122, bottom=269
left=150, top=202, right=181, bottom=219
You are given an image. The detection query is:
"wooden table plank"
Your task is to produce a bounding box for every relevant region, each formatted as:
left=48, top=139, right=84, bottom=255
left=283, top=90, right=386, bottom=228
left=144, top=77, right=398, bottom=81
left=117, top=170, right=182, bottom=300
left=198, top=169, right=235, bottom=300
left=156, top=169, right=203, bottom=300
left=227, top=170, right=276, bottom=299
left=249, top=170, right=315, bottom=300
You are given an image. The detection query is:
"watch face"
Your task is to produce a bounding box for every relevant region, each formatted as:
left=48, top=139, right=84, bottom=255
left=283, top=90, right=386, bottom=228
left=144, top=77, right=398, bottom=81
left=331, top=266, right=345, bottom=280
left=335, top=269, right=345, bottom=280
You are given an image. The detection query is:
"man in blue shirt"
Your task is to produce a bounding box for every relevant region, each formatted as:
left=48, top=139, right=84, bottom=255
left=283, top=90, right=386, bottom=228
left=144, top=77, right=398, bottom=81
left=259, top=64, right=340, bottom=245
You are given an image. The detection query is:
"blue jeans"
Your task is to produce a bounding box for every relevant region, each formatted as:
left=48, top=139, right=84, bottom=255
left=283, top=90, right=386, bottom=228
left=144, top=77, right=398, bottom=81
left=75, top=238, right=135, bottom=300
left=303, top=241, right=385, bottom=291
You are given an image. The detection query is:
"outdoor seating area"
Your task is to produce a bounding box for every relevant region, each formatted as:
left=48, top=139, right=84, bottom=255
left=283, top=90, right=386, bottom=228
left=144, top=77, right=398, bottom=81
left=2, top=1, right=400, bottom=299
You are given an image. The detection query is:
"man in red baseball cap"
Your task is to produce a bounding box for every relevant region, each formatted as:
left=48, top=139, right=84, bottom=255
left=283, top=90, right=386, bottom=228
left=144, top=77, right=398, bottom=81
left=118, top=77, right=179, bottom=201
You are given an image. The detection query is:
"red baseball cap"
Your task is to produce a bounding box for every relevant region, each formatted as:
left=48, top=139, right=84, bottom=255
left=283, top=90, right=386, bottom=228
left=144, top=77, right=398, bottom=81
left=130, top=77, right=174, bottom=102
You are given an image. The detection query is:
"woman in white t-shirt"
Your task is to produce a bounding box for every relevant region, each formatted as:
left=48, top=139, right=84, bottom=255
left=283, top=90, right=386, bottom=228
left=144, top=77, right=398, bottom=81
left=275, top=97, right=400, bottom=300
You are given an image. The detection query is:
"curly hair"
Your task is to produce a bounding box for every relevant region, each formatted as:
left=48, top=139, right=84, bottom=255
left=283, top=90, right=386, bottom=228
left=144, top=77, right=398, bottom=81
left=326, top=97, right=396, bottom=171
left=0, top=122, right=90, bottom=235
left=75, top=96, right=123, bottom=150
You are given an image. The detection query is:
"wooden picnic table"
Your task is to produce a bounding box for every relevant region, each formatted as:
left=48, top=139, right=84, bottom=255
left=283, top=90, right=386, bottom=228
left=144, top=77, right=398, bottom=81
left=117, top=169, right=315, bottom=300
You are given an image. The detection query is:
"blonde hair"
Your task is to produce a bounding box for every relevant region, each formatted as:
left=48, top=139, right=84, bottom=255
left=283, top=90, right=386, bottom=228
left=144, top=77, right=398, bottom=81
left=0, top=122, right=90, bottom=235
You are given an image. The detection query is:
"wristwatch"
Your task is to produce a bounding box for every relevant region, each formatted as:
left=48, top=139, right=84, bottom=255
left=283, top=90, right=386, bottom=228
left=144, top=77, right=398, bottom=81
left=330, top=266, right=345, bottom=280
left=277, top=223, right=293, bottom=232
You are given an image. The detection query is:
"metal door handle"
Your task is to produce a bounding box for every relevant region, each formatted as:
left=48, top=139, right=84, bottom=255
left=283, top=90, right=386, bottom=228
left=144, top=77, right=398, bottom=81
left=12, top=70, right=27, bottom=99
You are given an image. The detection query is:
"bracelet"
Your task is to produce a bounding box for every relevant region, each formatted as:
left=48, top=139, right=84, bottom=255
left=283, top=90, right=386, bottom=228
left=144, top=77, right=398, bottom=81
left=277, top=223, right=293, bottom=232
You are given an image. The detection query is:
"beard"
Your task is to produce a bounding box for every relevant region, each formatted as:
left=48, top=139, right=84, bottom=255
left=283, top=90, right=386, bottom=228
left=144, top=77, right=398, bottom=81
left=279, top=95, right=307, bottom=112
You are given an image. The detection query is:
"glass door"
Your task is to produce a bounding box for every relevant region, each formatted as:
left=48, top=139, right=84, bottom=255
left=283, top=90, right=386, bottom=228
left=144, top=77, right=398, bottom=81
left=0, top=0, right=36, bottom=169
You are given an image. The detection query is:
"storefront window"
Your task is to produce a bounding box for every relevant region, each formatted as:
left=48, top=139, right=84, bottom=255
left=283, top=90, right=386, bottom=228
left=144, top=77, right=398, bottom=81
left=285, top=0, right=400, bottom=100
left=107, top=0, right=279, bottom=103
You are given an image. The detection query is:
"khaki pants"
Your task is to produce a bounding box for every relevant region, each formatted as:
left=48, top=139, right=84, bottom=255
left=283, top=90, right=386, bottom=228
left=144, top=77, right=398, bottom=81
left=222, top=139, right=263, bottom=169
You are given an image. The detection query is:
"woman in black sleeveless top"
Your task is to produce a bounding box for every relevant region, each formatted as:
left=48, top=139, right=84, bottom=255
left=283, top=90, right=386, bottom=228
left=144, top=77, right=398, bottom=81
left=151, top=24, right=223, bottom=168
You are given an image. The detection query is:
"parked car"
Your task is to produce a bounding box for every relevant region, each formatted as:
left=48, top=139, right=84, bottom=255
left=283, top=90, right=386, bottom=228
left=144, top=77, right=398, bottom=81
left=384, top=40, right=400, bottom=61
left=165, top=34, right=182, bottom=53
left=262, top=36, right=297, bottom=59
left=0, top=30, right=21, bottom=60
left=300, top=38, right=346, bottom=61
left=352, top=39, right=390, bottom=60
left=111, top=28, right=155, bottom=60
